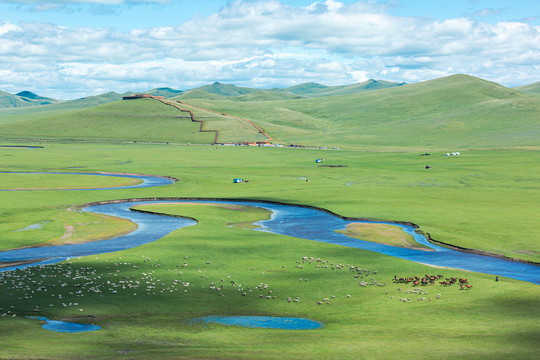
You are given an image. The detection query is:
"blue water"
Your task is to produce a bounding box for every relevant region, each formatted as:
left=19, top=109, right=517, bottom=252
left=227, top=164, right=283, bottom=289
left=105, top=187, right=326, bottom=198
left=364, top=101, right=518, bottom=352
left=0, top=202, right=195, bottom=265
left=1, top=199, right=539, bottom=284
left=191, top=315, right=322, bottom=330
left=0, top=169, right=538, bottom=284
left=0, top=171, right=175, bottom=191
left=26, top=316, right=101, bottom=333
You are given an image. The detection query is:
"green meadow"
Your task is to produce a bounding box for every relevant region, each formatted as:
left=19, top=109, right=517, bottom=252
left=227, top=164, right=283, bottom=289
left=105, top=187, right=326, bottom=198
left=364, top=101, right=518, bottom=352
left=0, top=74, right=539, bottom=359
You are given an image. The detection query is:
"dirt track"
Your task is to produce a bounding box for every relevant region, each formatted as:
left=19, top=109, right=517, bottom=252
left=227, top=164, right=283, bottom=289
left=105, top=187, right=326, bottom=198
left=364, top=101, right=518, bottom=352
left=141, top=95, right=273, bottom=144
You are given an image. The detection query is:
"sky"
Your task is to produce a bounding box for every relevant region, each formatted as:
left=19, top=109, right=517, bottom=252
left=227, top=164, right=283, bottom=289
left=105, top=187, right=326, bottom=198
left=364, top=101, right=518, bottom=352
left=0, top=0, right=539, bottom=99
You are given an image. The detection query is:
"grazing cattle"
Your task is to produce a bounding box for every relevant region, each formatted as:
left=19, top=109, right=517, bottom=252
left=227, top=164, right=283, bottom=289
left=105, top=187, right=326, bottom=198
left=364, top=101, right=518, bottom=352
left=459, top=278, right=468, bottom=284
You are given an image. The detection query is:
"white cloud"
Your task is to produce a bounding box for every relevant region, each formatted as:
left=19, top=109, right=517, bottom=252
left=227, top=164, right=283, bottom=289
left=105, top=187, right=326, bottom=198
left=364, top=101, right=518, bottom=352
left=0, top=21, right=19, bottom=35
left=1, top=0, right=539, bottom=99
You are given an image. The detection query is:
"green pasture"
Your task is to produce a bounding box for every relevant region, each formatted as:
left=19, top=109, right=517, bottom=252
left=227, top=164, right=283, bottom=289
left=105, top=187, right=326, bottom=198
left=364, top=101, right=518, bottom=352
left=2, top=75, right=540, bottom=150
left=0, top=141, right=538, bottom=359
left=0, top=201, right=538, bottom=359
left=0, top=99, right=216, bottom=143
left=0, top=143, right=538, bottom=262
left=180, top=75, right=540, bottom=150
left=0, top=173, right=142, bottom=190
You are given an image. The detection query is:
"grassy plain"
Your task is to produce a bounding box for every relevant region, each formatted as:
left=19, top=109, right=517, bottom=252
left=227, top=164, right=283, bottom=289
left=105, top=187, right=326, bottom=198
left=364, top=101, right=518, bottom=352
left=0, top=142, right=538, bottom=359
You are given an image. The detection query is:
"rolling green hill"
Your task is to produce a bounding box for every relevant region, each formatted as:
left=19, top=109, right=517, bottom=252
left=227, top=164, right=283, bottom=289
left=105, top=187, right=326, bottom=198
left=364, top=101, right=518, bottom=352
left=514, top=81, right=540, bottom=95
left=0, top=92, right=129, bottom=126
left=175, top=88, right=305, bottom=101
left=284, top=82, right=330, bottom=96
left=285, top=79, right=404, bottom=97
left=0, top=97, right=269, bottom=144
left=0, top=90, right=60, bottom=108
left=192, top=82, right=259, bottom=96
left=143, top=87, right=184, bottom=98
left=15, top=91, right=61, bottom=105
left=0, top=98, right=217, bottom=143
left=172, top=89, right=230, bottom=101
left=229, top=89, right=305, bottom=101
left=1, top=74, right=539, bottom=150
left=180, top=74, right=540, bottom=150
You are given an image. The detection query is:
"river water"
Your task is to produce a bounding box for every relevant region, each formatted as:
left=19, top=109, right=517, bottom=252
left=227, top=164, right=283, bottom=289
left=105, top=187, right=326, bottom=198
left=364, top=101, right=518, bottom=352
left=1, top=199, right=538, bottom=284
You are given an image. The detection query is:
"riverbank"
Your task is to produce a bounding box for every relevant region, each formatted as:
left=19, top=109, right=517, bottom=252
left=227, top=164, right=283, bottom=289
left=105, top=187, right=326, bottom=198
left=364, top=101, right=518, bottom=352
left=81, top=197, right=540, bottom=267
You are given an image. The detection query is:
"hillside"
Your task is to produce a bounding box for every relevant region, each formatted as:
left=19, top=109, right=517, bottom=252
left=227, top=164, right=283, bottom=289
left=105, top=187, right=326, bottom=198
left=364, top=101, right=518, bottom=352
left=143, top=87, right=184, bottom=98
left=0, top=90, right=60, bottom=108
left=0, top=97, right=269, bottom=144
left=230, top=90, right=305, bottom=101
left=0, top=98, right=216, bottom=143
left=284, top=82, right=329, bottom=96
left=285, top=79, right=404, bottom=97
left=192, top=82, right=258, bottom=97
left=0, top=92, right=129, bottom=125
left=514, top=81, right=540, bottom=95
left=2, top=74, right=539, bottom=149
left=180, top=74, right=540, bottom=150
left=172, top=90, right=229, bottom=101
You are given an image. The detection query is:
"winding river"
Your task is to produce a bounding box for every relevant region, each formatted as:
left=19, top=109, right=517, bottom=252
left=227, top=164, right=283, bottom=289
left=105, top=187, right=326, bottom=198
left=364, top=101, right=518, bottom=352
left=0, top=173, right=538, bottom=285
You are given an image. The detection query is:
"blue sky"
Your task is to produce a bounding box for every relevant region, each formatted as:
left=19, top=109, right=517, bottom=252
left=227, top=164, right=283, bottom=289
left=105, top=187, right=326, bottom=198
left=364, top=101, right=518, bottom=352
left=1, top=0, right=539, bottom=99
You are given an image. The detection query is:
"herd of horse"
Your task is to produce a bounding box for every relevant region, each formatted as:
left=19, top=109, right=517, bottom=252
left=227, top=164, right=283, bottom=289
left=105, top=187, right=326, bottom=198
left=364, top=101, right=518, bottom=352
left=393, top=274, right=472, bottom=289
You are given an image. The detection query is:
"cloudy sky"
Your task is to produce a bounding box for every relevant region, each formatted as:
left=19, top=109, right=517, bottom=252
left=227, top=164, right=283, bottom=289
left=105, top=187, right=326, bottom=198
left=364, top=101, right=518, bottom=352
left=1, top=0, right=539, bottom=99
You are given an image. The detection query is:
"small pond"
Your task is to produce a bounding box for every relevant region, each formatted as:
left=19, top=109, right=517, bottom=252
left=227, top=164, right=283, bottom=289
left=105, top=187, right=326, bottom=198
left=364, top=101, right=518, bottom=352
left=190, top=315, right=322, bottom=330
left=26, top=316, right=101, bottom=333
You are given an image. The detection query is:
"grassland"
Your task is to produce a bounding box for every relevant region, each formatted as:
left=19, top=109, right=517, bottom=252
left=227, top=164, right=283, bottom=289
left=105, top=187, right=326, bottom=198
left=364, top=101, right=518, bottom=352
left=0, top=74, right=539, bottom=359
left=0, top=180, right=538, bottom=358
left=180, top=75, right=540, bottom=150
left=0, top=99, right=218, bottom=143
left=0, top=173, right=142, bottom=190
left=2, top=74, right=540, bottom=149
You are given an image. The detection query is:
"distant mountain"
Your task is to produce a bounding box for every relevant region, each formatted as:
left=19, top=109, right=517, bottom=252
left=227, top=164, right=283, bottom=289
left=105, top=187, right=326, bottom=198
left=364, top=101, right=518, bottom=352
left=172, top=89, right=229, bottom=101
left=0, top=92, right=126, bottom=117
left=233, top=90, right=306, bottom=101
left=0, top=79, right=404, bottom=110
left=0, top=90, right=60, bottom=108
left=192, top=82, right=258, bottom=97
left=143, top=87, right=184, bottom=98
left=285, top=79, right=404, bottom=97
left=3, top=74, right=540, bottom=150
left=180, top=74, right=540, bottom=150
left=56, top=92, right=126, bottom=109
left=514, top=81, right=540, bottom=95
left=284, top=82, right=330, bottom=96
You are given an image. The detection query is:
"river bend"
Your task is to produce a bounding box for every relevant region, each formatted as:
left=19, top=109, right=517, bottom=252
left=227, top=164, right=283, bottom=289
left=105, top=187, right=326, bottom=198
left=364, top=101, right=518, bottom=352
left=0, top=199, right=538, bottom=284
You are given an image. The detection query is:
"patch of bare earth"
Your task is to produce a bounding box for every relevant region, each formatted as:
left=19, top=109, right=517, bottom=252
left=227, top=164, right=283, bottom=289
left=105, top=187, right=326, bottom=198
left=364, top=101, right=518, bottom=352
left=337, top=222, right=434, bottom=251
